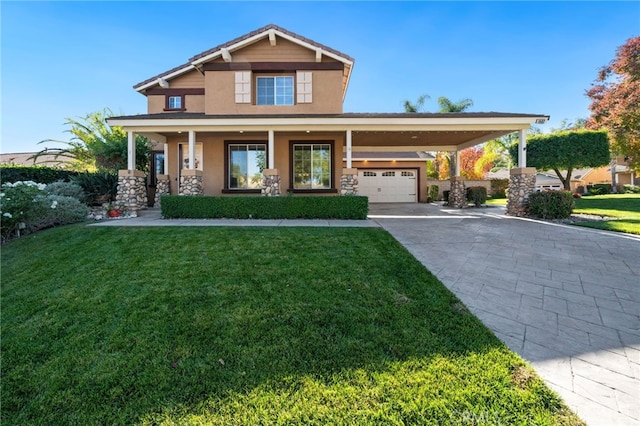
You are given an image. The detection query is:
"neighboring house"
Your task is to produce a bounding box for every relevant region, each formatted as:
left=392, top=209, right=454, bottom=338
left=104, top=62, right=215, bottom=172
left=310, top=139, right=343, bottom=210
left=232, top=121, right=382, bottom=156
left=108, top=24, right=547, bottom=205
left=0, top=152, right=65, bottom=168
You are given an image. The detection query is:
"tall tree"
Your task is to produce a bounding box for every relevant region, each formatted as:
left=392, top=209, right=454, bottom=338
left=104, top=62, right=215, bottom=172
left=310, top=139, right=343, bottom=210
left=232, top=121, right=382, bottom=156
left=459, top=146, right=491, bottom=180
left=509, top=130, right=610, bottom=190
left=403, top=94, right=430, bottom=112
left=437, top=97, right=474, bottom=113
left=586, top=36, right=640, bottom=172
left=31, top=109, right=151, bottom=173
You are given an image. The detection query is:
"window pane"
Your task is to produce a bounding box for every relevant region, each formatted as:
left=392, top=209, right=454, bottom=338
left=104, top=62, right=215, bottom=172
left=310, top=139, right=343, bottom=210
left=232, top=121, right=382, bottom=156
left=257, top=76, right=293, bottom=105
left=293, top=144, right=330, bottom=189
left=229, top=144, right=266, bottom=189
left=169, top=96, right=182, bottom=109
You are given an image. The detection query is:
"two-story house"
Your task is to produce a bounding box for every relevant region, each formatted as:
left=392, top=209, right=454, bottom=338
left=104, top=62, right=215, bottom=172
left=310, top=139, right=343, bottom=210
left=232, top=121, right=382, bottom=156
left=108, top=24, right=548, bottom=210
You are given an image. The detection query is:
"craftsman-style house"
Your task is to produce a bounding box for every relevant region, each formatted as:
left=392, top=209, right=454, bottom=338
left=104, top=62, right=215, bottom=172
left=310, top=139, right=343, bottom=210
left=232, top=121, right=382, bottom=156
left=108, top=24, right=547, bottom=210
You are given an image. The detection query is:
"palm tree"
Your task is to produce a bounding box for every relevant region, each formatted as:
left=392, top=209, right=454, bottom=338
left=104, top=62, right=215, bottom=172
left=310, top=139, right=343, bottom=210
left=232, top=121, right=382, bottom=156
left=403, top=94, right=430, bottom=112
left=437, top=97, right=473, bottom=113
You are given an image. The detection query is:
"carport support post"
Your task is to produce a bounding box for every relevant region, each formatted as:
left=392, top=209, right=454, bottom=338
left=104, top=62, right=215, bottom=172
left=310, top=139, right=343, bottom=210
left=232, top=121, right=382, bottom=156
left=506, top=167, right=536, bottom=216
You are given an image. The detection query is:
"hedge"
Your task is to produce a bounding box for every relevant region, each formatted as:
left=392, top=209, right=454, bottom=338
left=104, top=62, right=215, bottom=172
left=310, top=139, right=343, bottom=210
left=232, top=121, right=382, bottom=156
left=161, top=195, right=369, bottom=220
left=528, top=191, right=574, bottom=219
left=0, top=165, right=81, bottom=184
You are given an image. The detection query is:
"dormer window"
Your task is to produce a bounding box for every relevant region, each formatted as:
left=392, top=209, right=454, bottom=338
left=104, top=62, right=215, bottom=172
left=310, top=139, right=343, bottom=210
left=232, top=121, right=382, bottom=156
left=256, top=76, right=294, bottom=105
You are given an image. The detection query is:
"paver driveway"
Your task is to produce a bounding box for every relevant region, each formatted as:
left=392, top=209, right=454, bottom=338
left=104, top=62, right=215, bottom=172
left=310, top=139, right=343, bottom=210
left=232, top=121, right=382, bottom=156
left=370, top=203, right=640, bottom=426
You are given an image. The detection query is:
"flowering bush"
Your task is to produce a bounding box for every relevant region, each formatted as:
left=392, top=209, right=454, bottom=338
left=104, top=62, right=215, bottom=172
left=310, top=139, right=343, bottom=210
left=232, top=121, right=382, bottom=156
left=1, top=181, right=89, bottom=242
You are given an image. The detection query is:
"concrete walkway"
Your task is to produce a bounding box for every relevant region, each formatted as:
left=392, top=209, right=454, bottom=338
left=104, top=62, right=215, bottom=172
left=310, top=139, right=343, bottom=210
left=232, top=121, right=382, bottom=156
left=92, top=204, right=639, bottom=425
left=370, top=203, right=639, bottom=426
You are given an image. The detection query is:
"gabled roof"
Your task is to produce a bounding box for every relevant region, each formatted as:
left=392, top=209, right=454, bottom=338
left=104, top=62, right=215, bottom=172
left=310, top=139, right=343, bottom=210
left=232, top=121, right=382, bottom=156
left=134, top=24, right=355, bottom=97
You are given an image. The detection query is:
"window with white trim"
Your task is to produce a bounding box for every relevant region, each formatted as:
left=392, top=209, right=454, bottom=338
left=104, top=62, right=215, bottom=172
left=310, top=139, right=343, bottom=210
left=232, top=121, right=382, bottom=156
left=168, top=96, right=182, bottom=110
left=228, top=144, right=266, bottom=189
left=257, top=76, right=294, bottom=105
left=293, top=144, right=331, bottom=189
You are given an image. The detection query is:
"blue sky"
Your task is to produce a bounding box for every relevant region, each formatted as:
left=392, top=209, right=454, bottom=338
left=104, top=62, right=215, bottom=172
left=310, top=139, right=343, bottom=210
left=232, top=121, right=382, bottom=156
left=2, top=1, right=639, bottom=154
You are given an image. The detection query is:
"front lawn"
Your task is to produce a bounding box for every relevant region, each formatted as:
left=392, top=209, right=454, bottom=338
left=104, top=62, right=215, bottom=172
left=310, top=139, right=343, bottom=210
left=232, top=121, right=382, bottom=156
left=1, top=226, right=582, bottom=425
left=573, top=193, right=640, bottom=234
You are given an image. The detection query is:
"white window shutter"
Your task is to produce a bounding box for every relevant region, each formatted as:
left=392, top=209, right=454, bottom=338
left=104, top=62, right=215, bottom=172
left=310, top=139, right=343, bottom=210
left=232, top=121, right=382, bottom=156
left=296, top=71, right=312, bottom=103
left=235, top=71, right=251, bottom=103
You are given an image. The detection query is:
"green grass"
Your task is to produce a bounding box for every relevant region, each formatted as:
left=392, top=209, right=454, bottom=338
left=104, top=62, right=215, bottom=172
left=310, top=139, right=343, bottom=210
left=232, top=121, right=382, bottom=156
left=485, top=197, right=507, bottom=206
left=573, top=194, right=640, bottom=235
left=1, top=225, right=583, bottom=425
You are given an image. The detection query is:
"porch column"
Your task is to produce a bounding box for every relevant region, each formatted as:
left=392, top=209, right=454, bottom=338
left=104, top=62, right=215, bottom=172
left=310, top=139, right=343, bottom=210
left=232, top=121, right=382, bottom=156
left=455, top=151, right=461, bottom=177
left=346, top=130, right=353, bottom=169
left=179, top=169, right=203, bottom=195
left=188, top=130, right=196, bottom=170
left=518, top=129, right=527, bottom=168
left=154, top=143, right=171, bottom=207
left=116, top=170, right=148, bottom=214
left=127, top=131, right=136, bottom=170
left=268, top=130, right=275, bottom=168
left=163, top=143, right=169, bottom=174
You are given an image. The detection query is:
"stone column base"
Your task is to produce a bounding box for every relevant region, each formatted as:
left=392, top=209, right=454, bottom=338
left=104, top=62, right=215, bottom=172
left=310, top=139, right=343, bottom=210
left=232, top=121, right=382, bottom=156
left=261, top=169, right=281, bottom=196
left=179, top=169, right=203, bottom=195
left=340, top=168, right=359, bottom=195
left=154, top=174, right=171, bottom=207
left=448, top=176, right=467, bottom=208
left=507, top=167, right=536, bottom=216
left=116, top=169, right=148, bottom=213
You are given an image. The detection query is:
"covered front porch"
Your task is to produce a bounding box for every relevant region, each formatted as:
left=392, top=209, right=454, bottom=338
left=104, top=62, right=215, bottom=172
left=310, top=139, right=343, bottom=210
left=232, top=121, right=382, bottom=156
left=107, top=112, right=548, bottom=215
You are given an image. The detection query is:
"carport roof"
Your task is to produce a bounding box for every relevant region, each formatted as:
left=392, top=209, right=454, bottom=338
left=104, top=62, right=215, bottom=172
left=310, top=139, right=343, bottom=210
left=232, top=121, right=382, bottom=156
left=107, top=111, right=549, bottom=152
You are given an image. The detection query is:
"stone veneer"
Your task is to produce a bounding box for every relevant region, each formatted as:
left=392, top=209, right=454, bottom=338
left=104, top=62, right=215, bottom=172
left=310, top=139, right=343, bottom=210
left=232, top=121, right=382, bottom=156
left=448, top=176, right=467, bottom=208
left=116, top=169, right=147, bottom=212
left=261, top=169, right=281, bottom=196
left=154, top=174, right=171, bottom=207
left=340, top=168, right=358, bottom=195
left=179, top=169, right=203, bottom=196
left=507, top=167, right=536, bottom=216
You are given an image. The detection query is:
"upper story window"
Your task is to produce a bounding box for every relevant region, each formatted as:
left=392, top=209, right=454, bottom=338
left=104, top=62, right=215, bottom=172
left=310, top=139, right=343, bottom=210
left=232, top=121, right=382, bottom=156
left=168, top=96, right=182, bottom=110
left=256, top=76, right=294, bottom=106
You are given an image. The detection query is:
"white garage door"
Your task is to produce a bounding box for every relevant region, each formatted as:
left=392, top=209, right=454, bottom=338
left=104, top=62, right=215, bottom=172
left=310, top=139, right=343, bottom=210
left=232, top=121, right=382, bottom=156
left=358, top=170, right=417, bottom=203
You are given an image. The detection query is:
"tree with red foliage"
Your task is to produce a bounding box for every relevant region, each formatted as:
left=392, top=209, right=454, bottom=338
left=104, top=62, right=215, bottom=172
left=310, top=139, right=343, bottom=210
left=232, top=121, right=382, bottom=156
left=586, top=36, right=640, bottom=172
left=459, top=146, right=492, bottom=180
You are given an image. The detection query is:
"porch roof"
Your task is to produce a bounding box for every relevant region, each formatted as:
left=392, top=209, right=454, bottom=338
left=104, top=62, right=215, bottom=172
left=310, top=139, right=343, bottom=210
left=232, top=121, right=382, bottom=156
left=107, top=112, right=549, bottom=152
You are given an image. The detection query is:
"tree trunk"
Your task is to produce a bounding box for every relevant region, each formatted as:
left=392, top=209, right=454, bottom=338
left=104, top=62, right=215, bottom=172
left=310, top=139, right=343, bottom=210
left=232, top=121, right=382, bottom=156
left=610, top=158, right=618, bottom=193
left=554, top=167, right=572, bottom=191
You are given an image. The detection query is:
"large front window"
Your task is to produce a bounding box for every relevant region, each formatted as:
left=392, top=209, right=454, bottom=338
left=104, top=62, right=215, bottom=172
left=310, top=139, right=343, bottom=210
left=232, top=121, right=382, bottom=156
left=256, top=76, right=294, bottom=105
left=293, top=144, right=331, bottom=189
left=229, top=144, right=266, bottom=189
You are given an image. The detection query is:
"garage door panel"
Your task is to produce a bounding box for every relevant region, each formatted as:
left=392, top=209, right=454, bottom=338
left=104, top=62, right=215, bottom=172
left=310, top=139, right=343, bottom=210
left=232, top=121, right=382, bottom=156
left=358, top=169, right=417, bottom=203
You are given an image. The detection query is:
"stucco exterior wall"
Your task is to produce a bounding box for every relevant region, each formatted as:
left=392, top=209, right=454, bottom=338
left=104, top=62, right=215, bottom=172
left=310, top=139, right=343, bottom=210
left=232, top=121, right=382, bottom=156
left=163, top=131, right=346, bottom=196
left=204, top=69, right=343, bottom=114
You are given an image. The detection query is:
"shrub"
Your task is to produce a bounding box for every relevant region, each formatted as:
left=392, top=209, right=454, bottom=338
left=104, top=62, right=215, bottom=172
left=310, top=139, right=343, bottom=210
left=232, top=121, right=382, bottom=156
left=0, top=165, right=80, bottom=184
left=26, top=195, right=89, bottom=233
left=44, top=181, right=87, bottom=203
left=161, top=195, right=369, bottom=220
left=586, top=183, right=611, bottom=195
left=428, top=185, right=439, bottom=202
left=489, top=178, right=509, bottom=198
left=623, top=184, right=640, bottom=194
left=71, top=172, right=118, bottom=205
left=528, top=191, right=574, bottom=219
left=1, top=181, right=47, bottom=240
left=466, top=186, right=487, bottom=207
